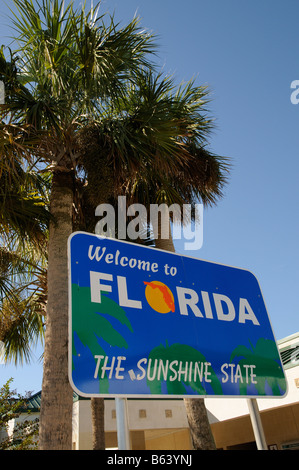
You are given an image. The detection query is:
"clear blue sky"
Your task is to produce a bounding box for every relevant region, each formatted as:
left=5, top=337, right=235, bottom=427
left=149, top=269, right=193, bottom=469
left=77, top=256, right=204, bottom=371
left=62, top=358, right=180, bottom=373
left=1, top=0, right=298, bottom=395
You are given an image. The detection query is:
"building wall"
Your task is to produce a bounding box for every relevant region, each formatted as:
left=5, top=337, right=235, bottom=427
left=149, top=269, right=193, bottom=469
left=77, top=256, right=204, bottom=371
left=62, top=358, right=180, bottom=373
left=75, top=398, right=191, bottom=450
left=104, top=428, right=192, bottom=450
left=144, top=428, right=191, bottom=450
left=211, top=403, right=299, bottom=450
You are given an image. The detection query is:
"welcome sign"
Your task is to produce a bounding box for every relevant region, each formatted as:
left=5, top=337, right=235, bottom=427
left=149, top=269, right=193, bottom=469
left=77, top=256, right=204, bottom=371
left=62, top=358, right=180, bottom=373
left=68, top=232, right=286, bottom=398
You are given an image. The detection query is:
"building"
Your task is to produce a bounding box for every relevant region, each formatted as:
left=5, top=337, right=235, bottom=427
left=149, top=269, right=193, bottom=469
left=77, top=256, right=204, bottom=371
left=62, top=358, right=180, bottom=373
left=2, top=332, right=299, bottom=450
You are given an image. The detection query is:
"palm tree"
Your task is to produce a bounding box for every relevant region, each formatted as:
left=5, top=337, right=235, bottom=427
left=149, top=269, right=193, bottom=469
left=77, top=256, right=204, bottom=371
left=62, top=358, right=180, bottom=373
left=3, top=0, right=230, bottom=449
left=79, top=74, right=229, bottom=449
left=4, top=0, right=191, bottom=449
left=122, top=76, right=228, bottom=450
left=122, top=82, right=228, bottom=450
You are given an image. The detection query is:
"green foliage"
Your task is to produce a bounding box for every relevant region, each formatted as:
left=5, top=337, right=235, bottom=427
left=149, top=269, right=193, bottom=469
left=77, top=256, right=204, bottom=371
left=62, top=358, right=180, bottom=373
left=5, top=0, right=157, bottom=127
left=230, top=338, right=286, bottom=396
left=0, top=379, right=39, bottom=450
left=0, top=164, right=48, bottom=365
left=0, top=167, right=48, bottom=365
left=0, top=283, right=45, bottom=365
left=0, top=164, right=51, bottom=246
left=1, top=0, right=229, bottom=213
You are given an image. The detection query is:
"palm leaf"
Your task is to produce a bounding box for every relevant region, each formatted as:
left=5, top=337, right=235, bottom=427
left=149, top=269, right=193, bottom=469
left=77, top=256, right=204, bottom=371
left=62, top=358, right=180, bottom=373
left=71, top=283, right=133, bottom=391
left=230, top=338, right=286, bottom=396
left=147, top=342, right=222, bottom=396
left=0, top=291, right=45, bottom=365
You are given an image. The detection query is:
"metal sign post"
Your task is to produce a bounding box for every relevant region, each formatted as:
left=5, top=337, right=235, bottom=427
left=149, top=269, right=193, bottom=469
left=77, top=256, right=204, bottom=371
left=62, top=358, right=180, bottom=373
left=247, top=399, right=268, bottom=450
left=115, top=397, right=131, bottom=450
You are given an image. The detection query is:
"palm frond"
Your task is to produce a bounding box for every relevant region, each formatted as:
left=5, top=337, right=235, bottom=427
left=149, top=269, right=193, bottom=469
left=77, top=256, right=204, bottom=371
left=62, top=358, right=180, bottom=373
left=0, top=293, right=45, bottom=365
left=0, top=244, right=47, bottom=365
left=0, top=153, right=51, bottom=246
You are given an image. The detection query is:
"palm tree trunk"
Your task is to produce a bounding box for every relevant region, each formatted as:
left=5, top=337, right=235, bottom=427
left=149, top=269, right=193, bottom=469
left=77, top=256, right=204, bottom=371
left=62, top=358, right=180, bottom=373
left=39, top=171, right=74, bottom=450
left=183, top=396, right=216, bottom=450
left=154, top=210, right=216, bottom=451
left=87, top=203, right=108, bottom=452
left=91, top=397, right=105, bottom=450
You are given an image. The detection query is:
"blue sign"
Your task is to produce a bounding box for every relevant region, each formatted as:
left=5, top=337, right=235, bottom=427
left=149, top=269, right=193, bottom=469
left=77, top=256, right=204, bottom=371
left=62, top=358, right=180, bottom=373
left=68, top=232, right=286, bottom=398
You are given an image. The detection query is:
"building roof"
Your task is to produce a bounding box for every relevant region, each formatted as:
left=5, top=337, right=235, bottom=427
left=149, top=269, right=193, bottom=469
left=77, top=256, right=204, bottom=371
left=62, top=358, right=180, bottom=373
left=277, top=331, right=299, bottom=370
left=22, top=391, right=79, bottom=412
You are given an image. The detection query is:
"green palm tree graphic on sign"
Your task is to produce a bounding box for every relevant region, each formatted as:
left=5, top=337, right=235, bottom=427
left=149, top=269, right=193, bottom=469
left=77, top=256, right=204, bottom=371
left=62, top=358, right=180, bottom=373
left=230, top=338, right=286, bottom=396
left=71, top=284, right=133, bottom=393
left=146, top=342, right=223, bottom=396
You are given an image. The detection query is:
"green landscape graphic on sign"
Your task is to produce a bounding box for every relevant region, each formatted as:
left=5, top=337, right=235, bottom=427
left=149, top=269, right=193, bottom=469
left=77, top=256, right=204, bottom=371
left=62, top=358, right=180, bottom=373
left=230, top=338, right=286, bottom=396
left=71, top=283, right=286, bottom=397
left=146, top=342, right=223, bottom=395
left=71, top=284, right=133, bottom=394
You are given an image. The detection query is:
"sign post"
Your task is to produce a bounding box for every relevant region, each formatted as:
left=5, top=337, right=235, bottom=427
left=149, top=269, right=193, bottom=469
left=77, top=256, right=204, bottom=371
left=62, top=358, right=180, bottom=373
left=115, top=397, right=131, bottom=449
left=247, top=399, right=268, bottom=450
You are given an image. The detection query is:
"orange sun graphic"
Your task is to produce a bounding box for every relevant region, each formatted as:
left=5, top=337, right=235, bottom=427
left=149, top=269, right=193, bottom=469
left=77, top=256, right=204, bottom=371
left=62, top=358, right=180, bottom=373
left=144, top=281, right=175, bottom=313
